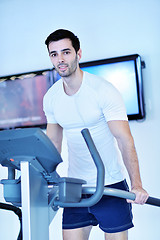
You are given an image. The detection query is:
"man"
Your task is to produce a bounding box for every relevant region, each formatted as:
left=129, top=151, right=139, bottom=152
left=43, top=29, right=148, bottom=240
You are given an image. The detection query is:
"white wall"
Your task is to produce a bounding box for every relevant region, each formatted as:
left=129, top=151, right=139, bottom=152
left=0, top=0, right=160, bottom=239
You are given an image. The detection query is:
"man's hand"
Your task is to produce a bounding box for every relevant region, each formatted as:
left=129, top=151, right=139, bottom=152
left=127, top=187, right=149, bottom=205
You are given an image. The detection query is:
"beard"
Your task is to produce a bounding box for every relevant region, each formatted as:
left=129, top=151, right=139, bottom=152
left=55, top=55, right=78, bottom=78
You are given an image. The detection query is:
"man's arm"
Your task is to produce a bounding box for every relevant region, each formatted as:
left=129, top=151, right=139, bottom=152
left=108, top=120, right=149, bottom=204
left=46, top=123, right=63, bottom=153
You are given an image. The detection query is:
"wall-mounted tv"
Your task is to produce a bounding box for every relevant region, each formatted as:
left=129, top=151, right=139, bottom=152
left=80, top=54, right=145, bottom=120
left=0, top=69, right=53, bottom=130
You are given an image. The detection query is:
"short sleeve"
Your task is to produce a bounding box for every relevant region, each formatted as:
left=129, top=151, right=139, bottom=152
left=99, top=81, right=128, bottom=122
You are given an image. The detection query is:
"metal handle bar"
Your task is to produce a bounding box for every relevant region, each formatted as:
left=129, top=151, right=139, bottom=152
left=82, top=187, right=160, bottom=207
left=54, top=128, right=105, bottom=207
left=54, top=128, right=160, bottom=208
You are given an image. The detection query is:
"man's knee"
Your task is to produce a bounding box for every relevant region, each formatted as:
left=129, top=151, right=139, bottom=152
left=63, top=226, right=92, bottom=240
left=104, top=230, right=128, bottom=240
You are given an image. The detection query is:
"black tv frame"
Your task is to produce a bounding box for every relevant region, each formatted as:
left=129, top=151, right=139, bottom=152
left=80, top=54, right=145, bottom=120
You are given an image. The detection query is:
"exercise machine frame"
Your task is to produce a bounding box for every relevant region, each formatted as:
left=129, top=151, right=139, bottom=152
left=0, top=128, right=159, bottom=240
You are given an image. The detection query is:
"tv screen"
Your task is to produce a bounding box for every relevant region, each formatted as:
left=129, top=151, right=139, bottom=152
left=79, top=54, right=145, bottom=120
left=0, top=70, right=53, bottom=130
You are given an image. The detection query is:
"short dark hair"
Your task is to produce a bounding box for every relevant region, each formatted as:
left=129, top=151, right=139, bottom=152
left=45, top=29, right=80, bottom=53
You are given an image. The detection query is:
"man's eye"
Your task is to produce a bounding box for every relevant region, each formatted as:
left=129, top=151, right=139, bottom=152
left=64, top=51, right=70, bottom=55
left=50, top=53, right=57, bottom=57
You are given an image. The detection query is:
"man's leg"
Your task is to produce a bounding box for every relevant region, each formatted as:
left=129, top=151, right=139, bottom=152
left=105, top=230, right=128, bottom=240
left=63, top=225, right=92, bottom=240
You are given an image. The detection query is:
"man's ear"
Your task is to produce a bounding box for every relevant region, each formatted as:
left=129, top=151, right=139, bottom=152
left=77, top=48, right=82, bottom=61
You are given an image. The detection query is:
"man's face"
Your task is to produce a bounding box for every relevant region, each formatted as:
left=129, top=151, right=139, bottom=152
left=48, top=38, right=81, bottom=78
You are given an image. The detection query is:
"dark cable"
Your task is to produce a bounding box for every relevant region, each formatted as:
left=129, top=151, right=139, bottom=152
left=0, top=202, right=22, bottom=240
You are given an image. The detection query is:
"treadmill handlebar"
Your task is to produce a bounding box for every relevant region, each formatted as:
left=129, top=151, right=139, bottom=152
left=54, top=128, right=105, bottom=207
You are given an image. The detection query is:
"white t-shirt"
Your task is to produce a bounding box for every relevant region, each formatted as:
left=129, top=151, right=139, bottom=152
left=43, top=71, right=128, bottom=186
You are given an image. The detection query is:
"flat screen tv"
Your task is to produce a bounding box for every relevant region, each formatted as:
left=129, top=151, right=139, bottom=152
left=0, top=69, right=53, bottom=130
left=80, top=54, right=145, bottom=120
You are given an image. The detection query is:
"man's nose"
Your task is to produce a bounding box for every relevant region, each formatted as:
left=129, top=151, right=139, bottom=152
left=58, top=53, right=64, bottom=63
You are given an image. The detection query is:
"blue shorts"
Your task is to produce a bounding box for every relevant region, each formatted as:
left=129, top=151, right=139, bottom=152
left=62, top=180, right=134, bottom=233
